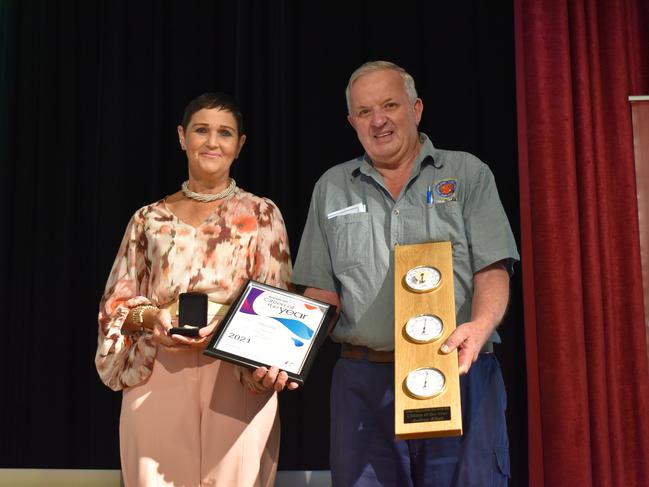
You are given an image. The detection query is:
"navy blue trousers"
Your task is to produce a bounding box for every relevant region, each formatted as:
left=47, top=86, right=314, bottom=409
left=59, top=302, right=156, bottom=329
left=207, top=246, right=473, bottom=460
left=330, top=353, right=510, bottom=487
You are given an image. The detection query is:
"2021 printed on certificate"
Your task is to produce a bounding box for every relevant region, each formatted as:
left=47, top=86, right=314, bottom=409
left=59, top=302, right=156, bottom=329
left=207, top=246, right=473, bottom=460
left=204, top=280, right=337, bottom=385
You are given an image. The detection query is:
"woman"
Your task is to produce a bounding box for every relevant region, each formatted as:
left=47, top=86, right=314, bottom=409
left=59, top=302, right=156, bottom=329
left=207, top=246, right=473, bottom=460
left=96, top=92, right=294, bottom=486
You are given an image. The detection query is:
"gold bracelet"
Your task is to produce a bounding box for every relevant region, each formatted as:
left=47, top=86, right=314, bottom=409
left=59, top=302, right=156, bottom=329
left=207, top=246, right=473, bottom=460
left=132, top=305, right=158, bottom=331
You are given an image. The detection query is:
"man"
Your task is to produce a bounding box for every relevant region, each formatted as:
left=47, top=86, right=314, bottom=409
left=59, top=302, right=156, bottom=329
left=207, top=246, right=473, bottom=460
left=292, top=60, right=519, bottom=486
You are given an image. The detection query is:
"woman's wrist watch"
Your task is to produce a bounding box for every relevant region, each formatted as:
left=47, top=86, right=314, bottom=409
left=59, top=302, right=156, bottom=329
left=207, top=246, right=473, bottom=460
left=132, top=305, right=158, bottom=331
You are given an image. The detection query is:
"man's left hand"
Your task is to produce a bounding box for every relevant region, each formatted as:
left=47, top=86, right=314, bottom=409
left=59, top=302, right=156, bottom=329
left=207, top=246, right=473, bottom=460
left=439, top=261, right=511, bottom=375
left=440, top=319, right=493, bottom=375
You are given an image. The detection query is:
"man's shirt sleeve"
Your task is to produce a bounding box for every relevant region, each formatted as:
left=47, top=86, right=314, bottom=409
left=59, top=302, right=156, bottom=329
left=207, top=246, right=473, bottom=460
left=292, top=181, right=339, bottom=293
left=462, top=156, right=520, bottom=274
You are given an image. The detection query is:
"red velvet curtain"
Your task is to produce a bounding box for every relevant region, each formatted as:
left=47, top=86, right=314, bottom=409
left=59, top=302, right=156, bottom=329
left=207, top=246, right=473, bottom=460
left=515, top=1, right=649, bottom=486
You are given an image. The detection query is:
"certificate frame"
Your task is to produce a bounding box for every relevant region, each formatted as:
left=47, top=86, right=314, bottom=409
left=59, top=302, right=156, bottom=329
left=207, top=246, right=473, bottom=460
left=203, top=280, right=337, bottom=385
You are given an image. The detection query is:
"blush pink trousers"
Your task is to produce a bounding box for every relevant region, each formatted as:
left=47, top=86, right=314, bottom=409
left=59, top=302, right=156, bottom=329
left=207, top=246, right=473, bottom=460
left=119, top=346, right=279, bottom=487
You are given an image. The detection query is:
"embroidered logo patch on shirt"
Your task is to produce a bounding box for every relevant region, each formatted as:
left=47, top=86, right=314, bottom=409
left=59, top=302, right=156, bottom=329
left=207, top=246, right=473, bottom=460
left=433, top=179, right=458, bottom=202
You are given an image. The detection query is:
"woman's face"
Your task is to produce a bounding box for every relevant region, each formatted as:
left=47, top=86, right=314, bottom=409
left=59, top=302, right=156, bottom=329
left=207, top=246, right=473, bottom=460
left=177, top=108, right=246, bottom=181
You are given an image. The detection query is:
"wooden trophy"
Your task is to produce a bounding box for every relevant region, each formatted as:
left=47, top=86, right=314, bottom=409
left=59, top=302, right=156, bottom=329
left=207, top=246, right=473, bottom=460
left=394, top=241, right=462, bottom=439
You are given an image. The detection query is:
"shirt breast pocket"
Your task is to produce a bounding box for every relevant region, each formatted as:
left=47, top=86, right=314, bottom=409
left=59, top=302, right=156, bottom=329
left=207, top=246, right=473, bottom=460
left=401, top=202, right=463, bottom=244
left=431, top=201, right=464, bottom=241
left=324, top=213, right=370, bottom=274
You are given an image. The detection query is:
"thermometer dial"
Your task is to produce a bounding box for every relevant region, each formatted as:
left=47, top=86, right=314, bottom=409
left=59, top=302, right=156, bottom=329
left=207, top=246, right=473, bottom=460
left=404, top=367, right=446, bottom=399
left=404, top=314, right=444, bottom=343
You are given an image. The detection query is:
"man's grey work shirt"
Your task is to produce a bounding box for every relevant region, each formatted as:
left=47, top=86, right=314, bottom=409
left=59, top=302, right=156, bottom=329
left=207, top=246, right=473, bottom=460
left=292, top=134, right=520, bottom=351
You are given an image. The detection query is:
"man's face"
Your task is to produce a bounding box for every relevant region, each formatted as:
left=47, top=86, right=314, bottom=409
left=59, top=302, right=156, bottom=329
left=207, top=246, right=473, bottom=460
left=347, top=69, right=423, bottom=167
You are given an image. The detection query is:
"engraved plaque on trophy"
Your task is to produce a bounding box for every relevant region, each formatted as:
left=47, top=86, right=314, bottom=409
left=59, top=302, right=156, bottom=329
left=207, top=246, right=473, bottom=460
left=394, top=242, right=462, bottom=439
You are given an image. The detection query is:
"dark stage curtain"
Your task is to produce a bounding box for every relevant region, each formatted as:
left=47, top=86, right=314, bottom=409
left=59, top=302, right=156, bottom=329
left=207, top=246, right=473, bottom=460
left=515, top=0, right=649, bottom=486
left=0, top=0, right=526, bottom=483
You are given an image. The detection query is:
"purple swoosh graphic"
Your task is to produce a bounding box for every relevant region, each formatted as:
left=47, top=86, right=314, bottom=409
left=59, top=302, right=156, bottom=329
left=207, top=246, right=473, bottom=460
left=240, top=287, right=264, bottom=314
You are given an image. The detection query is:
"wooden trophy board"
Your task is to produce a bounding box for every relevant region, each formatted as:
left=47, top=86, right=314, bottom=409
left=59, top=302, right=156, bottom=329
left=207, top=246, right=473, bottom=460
left=394, top=242, right=462, bottom=439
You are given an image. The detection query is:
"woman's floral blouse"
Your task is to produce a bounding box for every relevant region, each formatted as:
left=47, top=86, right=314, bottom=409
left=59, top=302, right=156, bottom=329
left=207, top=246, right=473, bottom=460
left=96, top=188, right=292, bottom=391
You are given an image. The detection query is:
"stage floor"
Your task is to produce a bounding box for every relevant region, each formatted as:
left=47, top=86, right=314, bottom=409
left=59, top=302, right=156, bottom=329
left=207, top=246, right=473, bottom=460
left=0, top=469, right=332, bottom=486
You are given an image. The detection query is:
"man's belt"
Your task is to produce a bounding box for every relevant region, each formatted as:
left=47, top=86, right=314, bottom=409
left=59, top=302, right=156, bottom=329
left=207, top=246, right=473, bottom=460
left=341, top=344, right=395, bottom=363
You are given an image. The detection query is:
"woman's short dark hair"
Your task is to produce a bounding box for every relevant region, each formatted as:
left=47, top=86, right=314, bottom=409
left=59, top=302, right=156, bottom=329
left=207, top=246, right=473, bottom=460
left=181, top=92, right=244, bottom=134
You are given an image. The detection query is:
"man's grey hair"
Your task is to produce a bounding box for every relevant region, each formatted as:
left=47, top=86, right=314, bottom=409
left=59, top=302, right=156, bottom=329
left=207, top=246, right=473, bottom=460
left=345, top=60, right=419, bottom=114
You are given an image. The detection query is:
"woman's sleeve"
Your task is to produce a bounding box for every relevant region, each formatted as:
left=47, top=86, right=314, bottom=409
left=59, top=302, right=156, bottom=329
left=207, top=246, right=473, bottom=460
left=253, top=199, right=292, bottom=290
left=95, top=212, right=157, bottom=391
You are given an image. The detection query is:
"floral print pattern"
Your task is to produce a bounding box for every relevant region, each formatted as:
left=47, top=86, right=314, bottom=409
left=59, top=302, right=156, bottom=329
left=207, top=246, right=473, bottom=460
left=96, top=188, right=292, bottom=391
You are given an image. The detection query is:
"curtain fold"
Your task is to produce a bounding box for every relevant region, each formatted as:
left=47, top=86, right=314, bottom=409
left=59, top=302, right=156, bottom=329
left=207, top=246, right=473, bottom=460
left=515, top=1, right=649, bottom=486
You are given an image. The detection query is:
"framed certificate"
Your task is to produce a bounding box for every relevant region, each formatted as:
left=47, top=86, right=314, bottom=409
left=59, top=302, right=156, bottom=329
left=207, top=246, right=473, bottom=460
left=203, top=280, right=337, bottom=385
